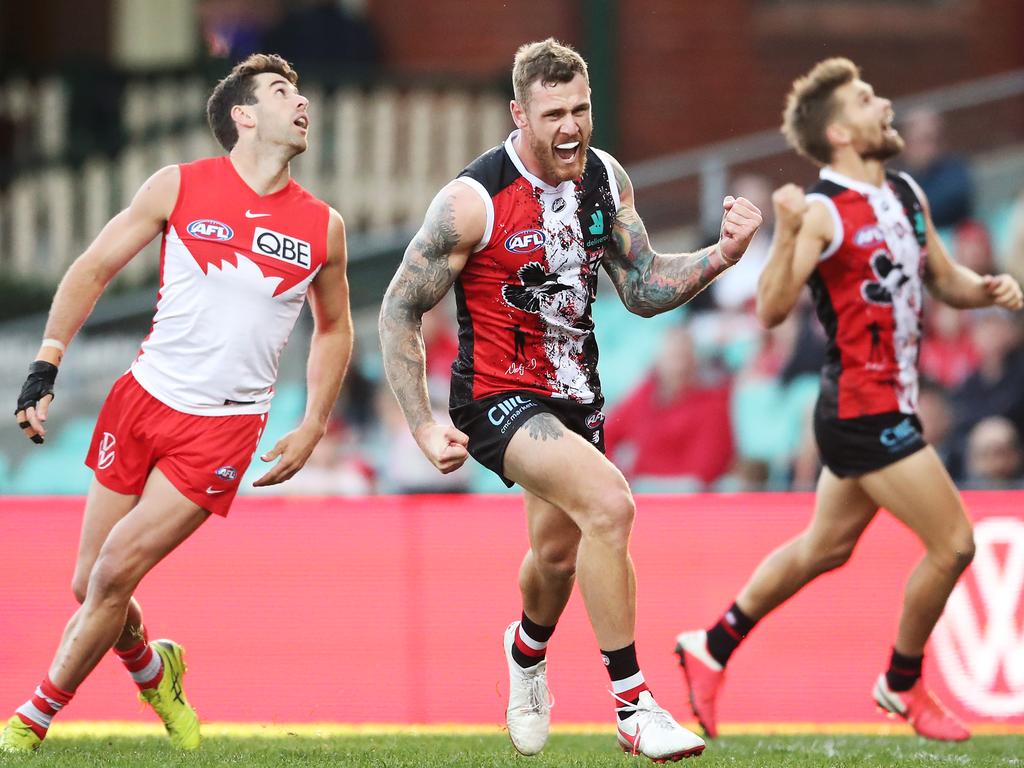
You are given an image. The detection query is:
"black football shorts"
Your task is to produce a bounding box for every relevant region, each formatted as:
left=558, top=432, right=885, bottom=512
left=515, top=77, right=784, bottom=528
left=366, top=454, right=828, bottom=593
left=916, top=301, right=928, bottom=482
left=450, top=390, right=606, bottom=487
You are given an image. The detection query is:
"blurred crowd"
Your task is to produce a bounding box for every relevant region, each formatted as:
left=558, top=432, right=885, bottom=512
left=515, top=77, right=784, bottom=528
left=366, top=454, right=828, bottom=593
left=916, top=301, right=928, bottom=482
left=286, top=106, right=1024, bottom=495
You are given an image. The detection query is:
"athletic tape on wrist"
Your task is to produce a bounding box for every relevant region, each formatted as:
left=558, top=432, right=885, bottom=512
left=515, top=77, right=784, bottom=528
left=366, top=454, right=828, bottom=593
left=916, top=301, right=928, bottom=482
left=41, top=338, right=67, bottom=353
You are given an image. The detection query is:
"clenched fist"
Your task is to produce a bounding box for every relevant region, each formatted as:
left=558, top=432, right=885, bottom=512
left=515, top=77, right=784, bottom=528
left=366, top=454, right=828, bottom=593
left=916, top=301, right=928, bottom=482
left=719, top=196, right=763, bottom=265
left=772, top=184, right=808, bottom=235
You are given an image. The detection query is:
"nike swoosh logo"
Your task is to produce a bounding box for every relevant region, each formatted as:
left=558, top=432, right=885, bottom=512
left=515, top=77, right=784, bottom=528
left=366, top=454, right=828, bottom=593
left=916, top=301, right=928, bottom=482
left=245, top=210, right=271, bottom=218
left=206, top=486, right=227, bottom=495
left=617, top=726, right=640, bottom=753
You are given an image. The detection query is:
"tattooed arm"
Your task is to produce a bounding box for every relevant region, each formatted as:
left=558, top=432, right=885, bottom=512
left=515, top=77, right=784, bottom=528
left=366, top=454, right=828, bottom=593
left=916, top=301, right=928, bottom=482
left=602, top=156, right=762, bottom=317
left=379, top=181, right=484, bottom=473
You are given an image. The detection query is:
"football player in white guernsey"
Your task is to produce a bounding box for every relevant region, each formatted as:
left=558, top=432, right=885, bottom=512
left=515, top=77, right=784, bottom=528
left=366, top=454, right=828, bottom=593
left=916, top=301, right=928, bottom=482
left=380, top=38, right=761, bottom=762
left=4, top=54, right=352, bottom=754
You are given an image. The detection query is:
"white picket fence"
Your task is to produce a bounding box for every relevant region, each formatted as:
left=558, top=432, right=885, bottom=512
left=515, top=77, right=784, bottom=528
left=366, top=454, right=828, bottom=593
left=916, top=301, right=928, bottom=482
left=0, top=77, right=510, bottom=284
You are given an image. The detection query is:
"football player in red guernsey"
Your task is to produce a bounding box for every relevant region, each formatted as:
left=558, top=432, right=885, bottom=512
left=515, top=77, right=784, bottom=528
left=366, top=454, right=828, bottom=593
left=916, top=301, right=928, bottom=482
left=674, top=58, right=1022, bottom=743
left=380, top=38, right=761, bottom=762
left=4, top=54, right=352, bottom=753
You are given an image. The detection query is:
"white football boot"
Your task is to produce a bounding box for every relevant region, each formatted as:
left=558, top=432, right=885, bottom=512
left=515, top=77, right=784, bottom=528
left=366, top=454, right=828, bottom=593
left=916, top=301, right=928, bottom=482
left=503, top=621, right=552, bottom=755
left=615, top=690, right=706, bottom=762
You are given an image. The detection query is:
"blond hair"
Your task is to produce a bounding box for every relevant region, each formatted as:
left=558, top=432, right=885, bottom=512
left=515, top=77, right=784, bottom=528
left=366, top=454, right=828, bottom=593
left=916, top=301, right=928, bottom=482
left=781, top=58, right=860, bottom=165
left=512, top=38, right=589, bottom=107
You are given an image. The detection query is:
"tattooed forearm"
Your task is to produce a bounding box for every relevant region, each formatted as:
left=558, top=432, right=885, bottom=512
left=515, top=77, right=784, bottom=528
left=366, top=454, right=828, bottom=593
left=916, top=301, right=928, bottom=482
left=525, top=413, right=564, bottom=441
left=605, top=203, right=729, bottom=316
left=604, top=158, right=731, bottom=316
left=379, top=192, right=462, bottom=432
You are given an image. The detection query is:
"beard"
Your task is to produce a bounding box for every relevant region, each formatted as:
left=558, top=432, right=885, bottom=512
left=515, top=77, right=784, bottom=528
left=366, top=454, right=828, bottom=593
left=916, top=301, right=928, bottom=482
left=526, top=129, right=590, bottom=184
left=861, top=131, right=905, bottom=162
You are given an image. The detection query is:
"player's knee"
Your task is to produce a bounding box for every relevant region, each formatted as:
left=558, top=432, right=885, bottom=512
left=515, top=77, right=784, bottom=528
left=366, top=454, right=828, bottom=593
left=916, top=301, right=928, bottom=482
left=534, top=541, right=578, bottom=580
left=70, top=574, right=89, bottom=604
left=87, top=552, right=138, bottom=604
left=933, top=527, right=975, bottom=575
left=581, top=487, right=635, bottom=545
left=802, top=538, right=856, bottom=576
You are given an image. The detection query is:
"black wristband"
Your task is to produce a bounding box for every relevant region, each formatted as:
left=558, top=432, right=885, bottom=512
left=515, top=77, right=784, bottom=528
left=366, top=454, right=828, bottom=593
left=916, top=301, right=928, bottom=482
left=15, top=360, right=59, bottom=415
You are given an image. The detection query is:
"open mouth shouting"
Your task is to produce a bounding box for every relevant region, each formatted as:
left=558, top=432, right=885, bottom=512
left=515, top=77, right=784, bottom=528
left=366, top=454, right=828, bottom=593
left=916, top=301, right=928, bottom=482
left=554, top=139, right=581, bottom=163
left=294, top=114, right=309, bottom=133
left=882, top=111, right=898, bottom=140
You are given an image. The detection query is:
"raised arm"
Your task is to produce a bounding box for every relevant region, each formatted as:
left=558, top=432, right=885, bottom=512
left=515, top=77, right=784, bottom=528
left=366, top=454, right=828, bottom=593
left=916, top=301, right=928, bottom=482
left=602, top=156, right=762, bottom=317
left=254, top=207, right=354, bottom=487
left=378, top=180, right=484, bottom=473
left=919, top=187, right=1023, bottom=311
left=755, top=184, right=832, bottom=328
left=15, top=164, right=179, bottom=444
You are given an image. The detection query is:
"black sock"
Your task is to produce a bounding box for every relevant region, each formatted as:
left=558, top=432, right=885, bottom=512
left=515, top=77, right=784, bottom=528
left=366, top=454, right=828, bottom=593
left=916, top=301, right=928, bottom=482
left=601, top=643, right=649, bottom=720
left=510, top=612, right=556, bottom=668
left=705, top=602, right=757, bottom=667
left=885, top=648, right=923, bottom=692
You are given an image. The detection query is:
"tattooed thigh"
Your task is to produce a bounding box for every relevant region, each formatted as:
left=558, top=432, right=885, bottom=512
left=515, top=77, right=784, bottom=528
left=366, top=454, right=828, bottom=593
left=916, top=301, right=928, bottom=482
left=524, top=413, right=565, bottom=442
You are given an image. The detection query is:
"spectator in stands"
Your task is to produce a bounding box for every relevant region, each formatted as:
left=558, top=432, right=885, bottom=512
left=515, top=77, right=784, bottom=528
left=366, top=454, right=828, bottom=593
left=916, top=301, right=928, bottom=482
left=917, top=378, right=955, bottom=467
left=1004, top=188, right=1024, bottom=286
left=605, top=325, right=733, bottom=490
left=261, top=0, right=379, bottom=79
left=953, top=219, right=996, bottom=274
left=729, top=311, right=820, bottom=487
left=963, top=416, right=1024, bottom=489
left=918, top=298, right=979, bottom=389
left=898, top=107, right=973, bottom=229
left=198, top=0, right=278, bottom=60
left=421, top=300, right=460, bottom=403
left=712, top=174, right=774, bottom=312
left=948, top=308, right=1024, bottom=478
left=268, top=422, right=375, bottom=495
left=370, top=382, right=471, bottom=494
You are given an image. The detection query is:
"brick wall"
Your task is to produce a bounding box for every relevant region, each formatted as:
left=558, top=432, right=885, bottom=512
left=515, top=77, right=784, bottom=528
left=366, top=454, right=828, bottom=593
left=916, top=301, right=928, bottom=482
left=366, top=0, right=1024, bottom=162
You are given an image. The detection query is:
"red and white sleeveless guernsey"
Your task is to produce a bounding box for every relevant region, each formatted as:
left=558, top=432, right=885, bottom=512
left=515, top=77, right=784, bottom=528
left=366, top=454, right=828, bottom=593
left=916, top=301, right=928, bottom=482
left=806, top=167, right=929, bottom=420
left=130, top=156, right=329, bottom=415
left=449, top=131, right=620, bottom=409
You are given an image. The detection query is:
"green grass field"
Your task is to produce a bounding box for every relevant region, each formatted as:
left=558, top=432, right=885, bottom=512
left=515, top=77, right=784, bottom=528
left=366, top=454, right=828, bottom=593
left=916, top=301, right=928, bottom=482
left=3, top=725, right=1022, bottom=767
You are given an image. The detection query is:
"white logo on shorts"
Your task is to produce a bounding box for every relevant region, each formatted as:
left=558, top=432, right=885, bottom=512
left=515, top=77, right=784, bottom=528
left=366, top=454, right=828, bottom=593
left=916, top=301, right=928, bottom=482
left=97, top=432, right=116, bottom=470
left=932, top=517, right=1024, bottom=717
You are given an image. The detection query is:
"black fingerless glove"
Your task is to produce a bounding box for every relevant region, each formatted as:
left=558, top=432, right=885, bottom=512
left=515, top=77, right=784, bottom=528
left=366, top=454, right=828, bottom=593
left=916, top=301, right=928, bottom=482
left=16, top=361, right=59, bottom=415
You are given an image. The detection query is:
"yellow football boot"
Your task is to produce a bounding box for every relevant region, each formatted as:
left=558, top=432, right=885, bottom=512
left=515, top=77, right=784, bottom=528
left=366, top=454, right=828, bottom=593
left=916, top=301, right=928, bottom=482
left=138, top=639, right=200, bottom=750
left=0, top=714, right=42, bottom=753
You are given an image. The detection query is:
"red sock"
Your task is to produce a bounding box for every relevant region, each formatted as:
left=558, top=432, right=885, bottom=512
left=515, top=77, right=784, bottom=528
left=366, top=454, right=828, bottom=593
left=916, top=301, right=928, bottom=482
left=114, top=637, right=164, bottom=690
left=14, top=676, right=74, bottom=740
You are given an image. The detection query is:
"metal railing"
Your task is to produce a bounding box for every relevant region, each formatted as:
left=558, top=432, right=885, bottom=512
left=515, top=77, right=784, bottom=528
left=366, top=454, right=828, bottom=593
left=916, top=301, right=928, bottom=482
left=1, top=67, right=1022, bottom=298
left=629, top=68, right=1024, bottom=237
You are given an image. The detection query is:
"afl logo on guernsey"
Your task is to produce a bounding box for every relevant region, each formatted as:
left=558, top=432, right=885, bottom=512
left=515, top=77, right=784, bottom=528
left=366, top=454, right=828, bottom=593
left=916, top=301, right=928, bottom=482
left=854, top=224, right=885, bottom=247
left=505, top=229, right=547, bottom=254
left=187, top=219, right=234, bottom=241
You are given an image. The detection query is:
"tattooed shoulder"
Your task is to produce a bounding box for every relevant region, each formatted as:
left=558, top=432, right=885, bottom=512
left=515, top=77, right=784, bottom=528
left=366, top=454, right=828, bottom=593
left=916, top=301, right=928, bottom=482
left=412, top=188, right=462, bottom=261
left=525, top=413, right=564, bottom=442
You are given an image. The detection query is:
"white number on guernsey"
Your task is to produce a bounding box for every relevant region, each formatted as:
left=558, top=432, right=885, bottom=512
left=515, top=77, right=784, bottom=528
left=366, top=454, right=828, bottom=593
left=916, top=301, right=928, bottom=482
left=252, top=227, right=312, bottom=269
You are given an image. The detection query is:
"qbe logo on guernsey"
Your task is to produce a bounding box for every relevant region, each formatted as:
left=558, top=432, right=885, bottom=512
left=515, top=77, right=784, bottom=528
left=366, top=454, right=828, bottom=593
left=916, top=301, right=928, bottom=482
left=932, top=517, right=1024, bottom=717
left=252, top=227, right=312, bottom=269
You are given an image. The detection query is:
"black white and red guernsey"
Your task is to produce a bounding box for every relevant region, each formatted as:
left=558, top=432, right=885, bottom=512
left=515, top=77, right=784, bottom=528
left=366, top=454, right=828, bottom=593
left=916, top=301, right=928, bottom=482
left=807, top=167, right=929, bottom=420
left=449, top=130, right=620, bottom=409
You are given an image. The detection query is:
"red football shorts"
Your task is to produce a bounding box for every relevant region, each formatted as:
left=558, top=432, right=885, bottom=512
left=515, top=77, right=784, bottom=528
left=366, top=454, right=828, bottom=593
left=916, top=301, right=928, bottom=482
left=85, top=372, right=266, bottom=516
